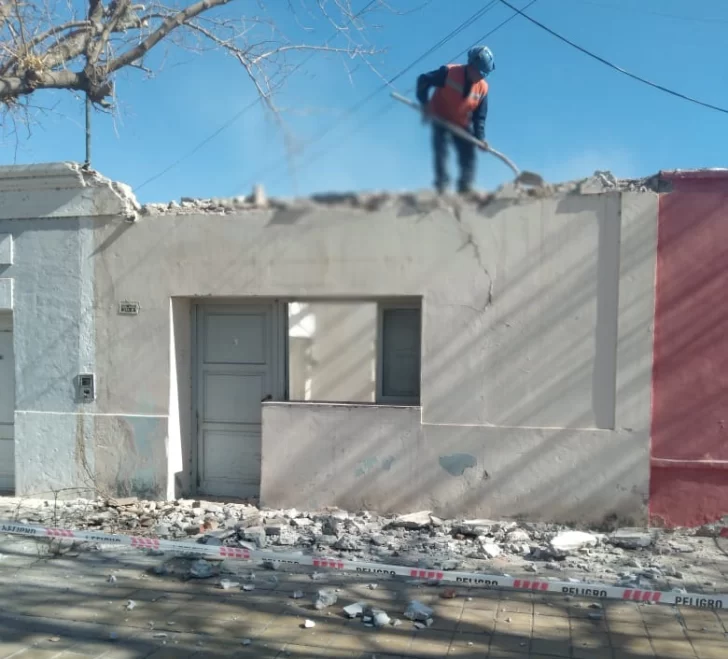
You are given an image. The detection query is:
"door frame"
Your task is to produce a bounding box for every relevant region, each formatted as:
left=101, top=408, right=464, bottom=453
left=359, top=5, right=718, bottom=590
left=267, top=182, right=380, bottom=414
left=190, top=299, right=287, bottom=496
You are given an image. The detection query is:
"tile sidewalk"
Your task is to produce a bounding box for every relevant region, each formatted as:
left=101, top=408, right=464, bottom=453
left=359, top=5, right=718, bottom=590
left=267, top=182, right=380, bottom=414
left=0, top=535, right=727, bottom=658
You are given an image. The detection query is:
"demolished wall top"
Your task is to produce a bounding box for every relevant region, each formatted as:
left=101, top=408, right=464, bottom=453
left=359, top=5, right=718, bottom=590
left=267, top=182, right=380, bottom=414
left=139, top=169, right=666, bottom=217
left=0, top=161, right=140, bottom=221
left=2, top=161, right=711, bottom=222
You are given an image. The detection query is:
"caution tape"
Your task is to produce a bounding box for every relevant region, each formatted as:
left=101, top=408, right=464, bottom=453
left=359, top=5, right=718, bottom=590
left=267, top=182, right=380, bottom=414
left=2, top=520, right=727, bottom=611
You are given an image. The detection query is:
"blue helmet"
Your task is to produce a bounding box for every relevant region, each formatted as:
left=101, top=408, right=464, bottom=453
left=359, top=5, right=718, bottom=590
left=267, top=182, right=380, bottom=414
left=467, top=46, right=495, bottom=76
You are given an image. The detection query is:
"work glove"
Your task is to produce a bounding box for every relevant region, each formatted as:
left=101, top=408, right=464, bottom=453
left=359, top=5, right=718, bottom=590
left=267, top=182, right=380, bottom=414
left=477, top=139, right=490, bottom=151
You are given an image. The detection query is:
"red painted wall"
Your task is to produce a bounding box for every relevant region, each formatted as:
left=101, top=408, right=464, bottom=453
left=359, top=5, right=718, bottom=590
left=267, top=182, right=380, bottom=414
left=650, top=171, right=728, bottom=527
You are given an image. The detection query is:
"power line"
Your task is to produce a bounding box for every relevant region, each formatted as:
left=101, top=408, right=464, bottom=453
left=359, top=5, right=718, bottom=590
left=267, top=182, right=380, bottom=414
left=497, top=0, right=728, bottom=115
left=290, top=0, right=538, bottom=175
left=248, top=0, right=538, bottom=187
left=242, top=1, right=503, bottom=188
left=134, top=0, right=381, bottom=192
left=558, top=0, right=728, bottom=26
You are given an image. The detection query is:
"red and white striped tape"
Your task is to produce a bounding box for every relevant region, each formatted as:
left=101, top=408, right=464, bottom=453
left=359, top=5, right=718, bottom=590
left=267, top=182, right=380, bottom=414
left=2, top=520, right=726, bottom=610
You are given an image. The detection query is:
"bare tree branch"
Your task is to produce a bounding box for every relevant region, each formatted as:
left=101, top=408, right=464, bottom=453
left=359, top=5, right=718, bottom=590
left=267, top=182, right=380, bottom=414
left=108, top=0, right=233, bottom=72
left=1, top=0, right=385, bottom=132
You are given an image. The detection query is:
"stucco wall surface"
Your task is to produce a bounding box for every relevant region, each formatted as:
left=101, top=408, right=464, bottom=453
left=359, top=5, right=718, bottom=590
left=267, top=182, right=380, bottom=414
left=0, top=164, right=162, bottom=499
left=0, top=163, right=660, bottom=522
left=91, top=188, right=656, bottom=522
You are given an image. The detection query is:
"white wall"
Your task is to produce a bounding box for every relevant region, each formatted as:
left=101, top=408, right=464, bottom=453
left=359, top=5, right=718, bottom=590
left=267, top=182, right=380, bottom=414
left=0, top=162, right=659, bottom=522
left=288, top=302, right=376, bottom=403
left=0, top=163, right=165, bottom=499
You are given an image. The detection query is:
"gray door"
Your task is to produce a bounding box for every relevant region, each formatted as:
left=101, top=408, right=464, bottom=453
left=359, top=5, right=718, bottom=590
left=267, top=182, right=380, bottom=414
left=195, top=303, right=284, bottom=498
left=0, top=314, right=14, bottom=492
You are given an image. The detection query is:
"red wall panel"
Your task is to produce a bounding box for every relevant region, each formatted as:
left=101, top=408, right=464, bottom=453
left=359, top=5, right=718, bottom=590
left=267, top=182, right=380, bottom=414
left=650, top=172, right=728, bottom=527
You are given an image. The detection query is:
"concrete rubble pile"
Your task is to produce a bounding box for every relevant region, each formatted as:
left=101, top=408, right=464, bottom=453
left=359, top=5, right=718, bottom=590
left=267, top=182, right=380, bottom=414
left=138, top=170, right=669, bottom=217
left=2, top=496, right=725, bottom=596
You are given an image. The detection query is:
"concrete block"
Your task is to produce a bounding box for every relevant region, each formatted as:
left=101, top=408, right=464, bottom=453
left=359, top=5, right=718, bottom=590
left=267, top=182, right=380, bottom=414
left=0, top=279, right=12, bottom=310
left=0, top=234, right=11, bottom=264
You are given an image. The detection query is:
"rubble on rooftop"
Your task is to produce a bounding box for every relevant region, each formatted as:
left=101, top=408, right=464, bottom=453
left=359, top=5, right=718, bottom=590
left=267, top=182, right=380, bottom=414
left=138, top=170, right=668, bottom=217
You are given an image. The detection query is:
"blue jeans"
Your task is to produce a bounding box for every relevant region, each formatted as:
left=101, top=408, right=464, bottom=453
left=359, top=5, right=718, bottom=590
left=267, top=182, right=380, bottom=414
left=432, top=124, right=476, bottom=193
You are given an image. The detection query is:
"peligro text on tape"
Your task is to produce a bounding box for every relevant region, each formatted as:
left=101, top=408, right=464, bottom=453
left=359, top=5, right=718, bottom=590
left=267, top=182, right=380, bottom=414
left=1, top=520, right=726, bottom=611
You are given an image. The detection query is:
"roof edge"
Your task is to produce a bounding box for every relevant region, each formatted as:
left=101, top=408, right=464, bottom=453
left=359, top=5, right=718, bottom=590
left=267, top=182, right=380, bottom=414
left=660, top=168, right=728, bottom=181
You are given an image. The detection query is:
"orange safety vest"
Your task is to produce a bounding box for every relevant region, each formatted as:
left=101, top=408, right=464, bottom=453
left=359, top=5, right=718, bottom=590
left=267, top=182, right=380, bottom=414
left=428, top=64, right=488, bottom=129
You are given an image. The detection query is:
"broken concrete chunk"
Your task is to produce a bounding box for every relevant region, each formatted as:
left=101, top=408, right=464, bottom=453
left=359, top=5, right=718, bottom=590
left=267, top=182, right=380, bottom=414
left=343, top=602, right=364, bottom=618
left=387, top=511, right=433, bottom=530
left=219, top=579, right=239, bottom=590
left=333, top=534, right=361, bottom=551
left=452, top=519, right=496, bottom=537
left=264, top=518, right=288, bottom=535
left=550, top=531, right=598, bottom=554
left=189, top=559, right=214, bottom=579
left=609, top=529, right=657, bottom=549
left=429, top=515, right=444, bottom=528
left=372, top=609, right=391, bottom=628
left=303, top=619, right=316, bottom=629
left=240, top=526, right=267, bottom=548
left=313, top=589, right=338, bottom=610
left=404, top=600, right=433, bottom=622
left=505, top=529, right=531, bottom=544
left=109, top=497, right=138, bottom=507
left=291, top=590, right=304, bottom=600
left=668, top=542, right=694, bottom=554
left=479, top=542, right=502, bottom=559
left=275, top=529, right=299, bottom=546
left=291, top=518, right=313, bottom=528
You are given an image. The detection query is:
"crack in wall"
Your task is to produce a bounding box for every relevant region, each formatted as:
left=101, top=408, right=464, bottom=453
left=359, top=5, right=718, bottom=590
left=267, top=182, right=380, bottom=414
left=451, top=201, right=494, bottom=310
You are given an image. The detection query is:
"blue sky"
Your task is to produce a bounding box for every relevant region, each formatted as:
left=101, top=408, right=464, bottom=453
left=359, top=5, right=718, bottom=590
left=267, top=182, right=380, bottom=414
left=2, top=0, right=727, bottom=203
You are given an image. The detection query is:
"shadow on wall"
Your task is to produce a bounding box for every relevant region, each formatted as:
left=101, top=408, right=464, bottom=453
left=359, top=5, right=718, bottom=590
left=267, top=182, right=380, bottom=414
left=262, top=194, right=659, bottom=524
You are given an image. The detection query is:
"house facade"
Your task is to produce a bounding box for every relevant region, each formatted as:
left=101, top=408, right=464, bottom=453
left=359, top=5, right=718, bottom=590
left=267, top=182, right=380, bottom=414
left=0, top=163, right=725, bottom=527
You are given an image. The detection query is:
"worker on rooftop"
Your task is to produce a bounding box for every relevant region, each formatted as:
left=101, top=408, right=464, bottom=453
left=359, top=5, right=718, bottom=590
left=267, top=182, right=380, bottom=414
left=416, top=46, right=494, bottom=194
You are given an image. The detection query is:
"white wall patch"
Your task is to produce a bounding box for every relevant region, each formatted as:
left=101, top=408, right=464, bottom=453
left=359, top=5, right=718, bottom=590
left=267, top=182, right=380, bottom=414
left=0, top=279, right=12, bottom=310
left=0, top=234, right=12, bottom=265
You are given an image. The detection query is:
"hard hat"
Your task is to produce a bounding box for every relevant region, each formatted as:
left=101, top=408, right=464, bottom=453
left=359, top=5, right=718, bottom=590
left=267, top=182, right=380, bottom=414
left=467, top=46, right=495, bottom=76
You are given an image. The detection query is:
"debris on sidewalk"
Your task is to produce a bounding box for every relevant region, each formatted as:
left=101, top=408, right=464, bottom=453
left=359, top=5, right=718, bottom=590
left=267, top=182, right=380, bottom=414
left=343, top=602, right=365, bottom=618
left=609, top=529, right=657, bottom=549
left=313, top=589, right=338, bottom=609
left=189, top=559, right=214, bottom=579
left=549, top=531, right=599, bottom=554
left=1, top=494, right=725, bottom=595
left=303, top=619, right=316, bottom=628
left=404, top=600, right=433, bottom=622
left=219, top=579, right=239, bottom=590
